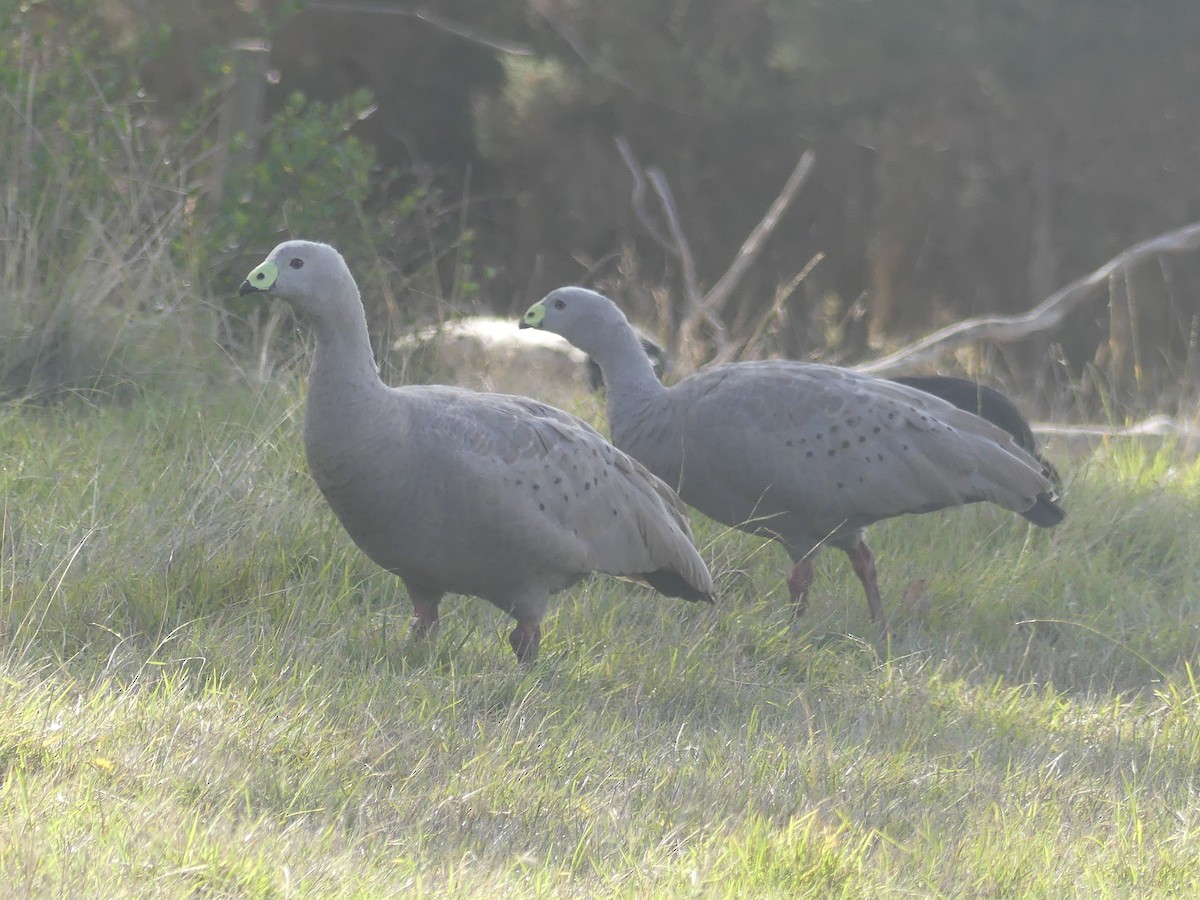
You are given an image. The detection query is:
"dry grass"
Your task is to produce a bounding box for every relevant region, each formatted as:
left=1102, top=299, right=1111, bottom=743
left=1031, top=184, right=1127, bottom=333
left=2, top=384, right=1200, bottom=897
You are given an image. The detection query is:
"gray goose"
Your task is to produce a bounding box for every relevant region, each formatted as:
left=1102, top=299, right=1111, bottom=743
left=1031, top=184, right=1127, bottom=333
left=240, top=243, right=713, bottom=662
left=521, top=287, right=1063, bottom=634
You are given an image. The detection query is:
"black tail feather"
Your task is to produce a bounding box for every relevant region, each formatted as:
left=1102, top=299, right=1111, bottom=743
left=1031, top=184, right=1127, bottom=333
left=1022, top=492, right=1066, bottom=528
left=891, top=374, right=1064, bottom=491
left=639, top=569, right=714, bottom=603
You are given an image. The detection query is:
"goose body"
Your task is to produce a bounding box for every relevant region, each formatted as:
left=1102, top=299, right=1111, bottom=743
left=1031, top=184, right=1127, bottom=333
left=240, top=243, right=712, bottom=661
left=521, top=287, right=1063, bottom=632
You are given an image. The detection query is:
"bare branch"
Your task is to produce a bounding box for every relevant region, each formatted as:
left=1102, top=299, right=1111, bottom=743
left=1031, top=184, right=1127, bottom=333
left=644, top=167, right=729, bottom=359
left=646, top=167, right=703, bottom=312
left=700, top=149, right=817, bottom=317
left=713, top=252, right=824, bottom=365
left=614, top=137, right=672, bottom=253
left=615, top=138, right=724, bottom=359
left=858, top=219, right=1200, bottom=376
left=615, top=141, right=815, bottom=368
left=533, top=7, right=692, bottom=114
left=306, top=1, right=533, bottom=56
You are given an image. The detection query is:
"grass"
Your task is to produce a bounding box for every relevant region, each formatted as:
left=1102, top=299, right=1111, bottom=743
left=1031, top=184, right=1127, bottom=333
left=6, top=20, right=1200, bottom=896
left=3, top=381, right=1200, bottom=897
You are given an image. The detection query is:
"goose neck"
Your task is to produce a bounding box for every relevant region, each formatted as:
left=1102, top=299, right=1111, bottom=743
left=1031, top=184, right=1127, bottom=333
left=308, top=301, right=386, bottom=398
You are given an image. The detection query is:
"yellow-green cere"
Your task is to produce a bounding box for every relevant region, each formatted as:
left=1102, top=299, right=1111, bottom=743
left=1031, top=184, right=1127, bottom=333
left=243, top=259, right=279, bottom=293
left=522, top=301, right=546, bottom=328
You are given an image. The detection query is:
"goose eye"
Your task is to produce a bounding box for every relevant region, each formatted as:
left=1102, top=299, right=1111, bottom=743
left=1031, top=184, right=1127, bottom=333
left=289, top=258, right=304, bottom=270
left=553, top=298, right=566, bottom=310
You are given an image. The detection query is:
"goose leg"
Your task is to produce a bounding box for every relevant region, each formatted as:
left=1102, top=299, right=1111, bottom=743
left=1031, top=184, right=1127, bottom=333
left=409, top=590, right=442, bottom=640
left=786, top=558, right=815, bottom=616
left=844, top=540, right=890, bottom=636
left=508, top=621, right=541, bottom=663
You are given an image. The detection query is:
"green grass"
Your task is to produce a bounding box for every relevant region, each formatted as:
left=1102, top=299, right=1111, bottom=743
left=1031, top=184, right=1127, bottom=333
left=3, top=386, right=1200, bottom=897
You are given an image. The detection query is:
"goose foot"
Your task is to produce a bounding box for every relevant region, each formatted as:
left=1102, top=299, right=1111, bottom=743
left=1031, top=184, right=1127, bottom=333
left=508, top=621, right=541, bottom=663
left=844, top=540, right=891, bottom=639
left=410, top=596, right=440, bottom=640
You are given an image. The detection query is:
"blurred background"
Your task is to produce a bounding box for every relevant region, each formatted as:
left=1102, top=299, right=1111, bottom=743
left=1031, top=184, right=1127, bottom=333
left=6, top=0, right=1200, bottom=415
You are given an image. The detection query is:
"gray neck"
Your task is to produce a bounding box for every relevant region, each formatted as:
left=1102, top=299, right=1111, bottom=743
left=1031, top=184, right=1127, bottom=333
left=590, top=319, right=666, bottom=446
left=307, top=292, right=386, bottom=403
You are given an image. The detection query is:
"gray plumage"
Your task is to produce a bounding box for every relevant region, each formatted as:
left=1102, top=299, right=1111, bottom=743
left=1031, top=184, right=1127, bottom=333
left=239, top=242, right=713, bottom=662
left=521, top=287, right=1064, bottom=634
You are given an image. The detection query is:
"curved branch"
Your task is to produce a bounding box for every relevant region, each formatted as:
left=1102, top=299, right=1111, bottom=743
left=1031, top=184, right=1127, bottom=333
left=306, top=2, right=533, bottom=55
left=858, top=219, right=1200, bottom=375
left=614, top=137, right=672, bottom=254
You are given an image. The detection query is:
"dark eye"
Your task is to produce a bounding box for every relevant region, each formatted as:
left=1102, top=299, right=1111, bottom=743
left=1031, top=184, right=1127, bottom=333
left=553, top=298, right=566, bottom=310
left=289, top=258, right=304, bottom=270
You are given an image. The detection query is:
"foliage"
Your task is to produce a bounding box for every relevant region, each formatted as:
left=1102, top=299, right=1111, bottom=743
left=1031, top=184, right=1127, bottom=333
left=200, top=89, right=400, bottom=282
left=15, top=0, right=1200, bottom=400
left=0, top=14, right=212, bottom=400
left=0, top=4, right=479, bottom=398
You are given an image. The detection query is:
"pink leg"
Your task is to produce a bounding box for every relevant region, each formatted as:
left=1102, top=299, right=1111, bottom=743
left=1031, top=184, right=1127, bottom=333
left=844, top=540, right=890, bottom=636
left=786, top=557, right=815, bottom=617
left=508, top=621, right=541, bottom=663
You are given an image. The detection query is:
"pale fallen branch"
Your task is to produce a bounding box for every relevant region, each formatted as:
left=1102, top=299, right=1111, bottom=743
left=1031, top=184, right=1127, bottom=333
left=1033, top=416, right=1200, bottom=439
left=858, top=219, right=1200, bottom=376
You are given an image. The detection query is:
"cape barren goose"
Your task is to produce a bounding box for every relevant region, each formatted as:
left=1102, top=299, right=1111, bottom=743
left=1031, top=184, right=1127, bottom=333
left=521, top=287, right=1063, bottom=635
left=889, top=374, right=1060, bottom=488
left=240, top=243, right=713, bottom=662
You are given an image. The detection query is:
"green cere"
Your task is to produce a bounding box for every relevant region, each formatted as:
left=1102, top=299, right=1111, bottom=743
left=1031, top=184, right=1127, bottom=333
left=522, top=301, right=546, bottom=329
left=240, top=259, right=279, bottom=295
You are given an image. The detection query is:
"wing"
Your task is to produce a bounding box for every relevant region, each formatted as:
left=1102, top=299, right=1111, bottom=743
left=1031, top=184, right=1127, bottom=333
left=409, top=387, right=713, bottom=598
left=675, top=361, right=1054, bottom=529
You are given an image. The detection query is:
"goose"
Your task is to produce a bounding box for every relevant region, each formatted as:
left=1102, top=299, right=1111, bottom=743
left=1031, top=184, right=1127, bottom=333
left=889, top=374, right=1060, bottom=488
left=239, top=243, right=713, bottom=662
left=557, top=325, right=1060, bottom=487
left=521, top=287, right=1063, bottom=634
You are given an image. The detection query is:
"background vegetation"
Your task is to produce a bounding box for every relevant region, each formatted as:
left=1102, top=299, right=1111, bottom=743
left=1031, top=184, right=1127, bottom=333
left=13, top=0, right=1200, bottom=405
left=4, top=2, right=1200, bottom=895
